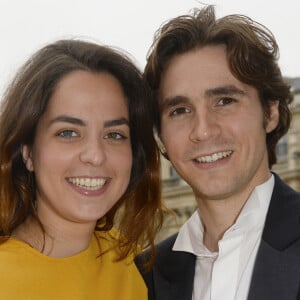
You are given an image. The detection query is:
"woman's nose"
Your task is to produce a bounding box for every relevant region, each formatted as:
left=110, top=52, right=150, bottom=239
left=79, top=139, right=106, bottom=166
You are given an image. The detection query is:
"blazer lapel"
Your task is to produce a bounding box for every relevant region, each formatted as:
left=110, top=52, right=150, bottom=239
left=248, top=240, right=300, bottom=300
left=135, top=233, right=196, bottom=300
left=153, top=249, right=196, bottom=300
left=248, top=174, right=300, bottom=300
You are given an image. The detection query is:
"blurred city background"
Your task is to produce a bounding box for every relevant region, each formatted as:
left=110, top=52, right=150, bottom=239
left=1, top=0, right=300, bottom=241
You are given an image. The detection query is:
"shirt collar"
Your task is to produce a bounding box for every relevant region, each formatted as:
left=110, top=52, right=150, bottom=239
left=173, top=175, right=274, bottom=256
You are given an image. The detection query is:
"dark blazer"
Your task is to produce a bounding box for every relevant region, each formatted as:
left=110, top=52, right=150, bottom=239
left=136, top=174, right=300, bottom=300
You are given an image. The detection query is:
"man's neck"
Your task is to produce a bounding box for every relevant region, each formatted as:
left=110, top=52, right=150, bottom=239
left=197, top=192, right=252, bottom=252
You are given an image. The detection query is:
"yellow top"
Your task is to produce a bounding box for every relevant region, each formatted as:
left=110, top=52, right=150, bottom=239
left=0, top=230, right=147, bottom=300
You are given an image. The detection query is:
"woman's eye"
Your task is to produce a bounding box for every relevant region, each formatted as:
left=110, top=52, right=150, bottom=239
left=104, top=132, right=127, bottom=140
left=57, top=130, right=78, bottom=138
left=170, top=107, right=190, bottom=116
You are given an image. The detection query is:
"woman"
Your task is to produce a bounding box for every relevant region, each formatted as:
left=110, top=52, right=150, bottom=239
left=0, top=39, right=163, bottom=299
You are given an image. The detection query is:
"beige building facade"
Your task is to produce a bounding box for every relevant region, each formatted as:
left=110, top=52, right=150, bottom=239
left=157, top=78, right=300, bottom=242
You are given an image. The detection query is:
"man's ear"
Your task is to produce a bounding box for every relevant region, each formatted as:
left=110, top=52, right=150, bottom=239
left=155, top=134, right=170, bottom=160
left=21, top=144, right=34, bottom=171
left=266, top=100, right=279, bottom=133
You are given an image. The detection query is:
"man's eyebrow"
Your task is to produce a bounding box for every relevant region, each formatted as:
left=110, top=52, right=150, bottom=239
left=205, top=85, right=246, bottom=97
left=104, top=117, right=129, bottom=128
left=159, top=95, right=189, bottom=112
left=159, top=85, right=245, bottom=112
left=49, top=115, right=86, bottom=126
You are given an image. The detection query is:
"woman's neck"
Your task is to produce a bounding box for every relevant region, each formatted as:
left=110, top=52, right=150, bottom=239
left=12, top=216, right=95, bottom=258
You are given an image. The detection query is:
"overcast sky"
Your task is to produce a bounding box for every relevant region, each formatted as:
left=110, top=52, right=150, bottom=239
left=1, top=0, right=300, bottom=97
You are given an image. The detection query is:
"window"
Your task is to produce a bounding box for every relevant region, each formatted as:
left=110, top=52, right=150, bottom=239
left=169, top=166, right=180, bottom=180
left=276, top=135, right=288, bottom=158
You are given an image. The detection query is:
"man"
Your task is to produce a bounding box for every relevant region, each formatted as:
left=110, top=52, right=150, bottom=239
left=136, top=5, right=300, bottom=300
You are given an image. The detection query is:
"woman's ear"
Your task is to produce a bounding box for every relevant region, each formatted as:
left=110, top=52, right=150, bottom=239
left=266, top=100, right=279, bottom=133
left=21, top=144, right=34, bottom=171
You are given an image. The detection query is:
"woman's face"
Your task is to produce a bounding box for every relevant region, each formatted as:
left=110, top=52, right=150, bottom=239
left=22, top=71, right=132, bottom=229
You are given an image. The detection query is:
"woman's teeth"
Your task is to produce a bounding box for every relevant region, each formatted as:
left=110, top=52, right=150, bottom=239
left=68, top=177, right=106, bottom=190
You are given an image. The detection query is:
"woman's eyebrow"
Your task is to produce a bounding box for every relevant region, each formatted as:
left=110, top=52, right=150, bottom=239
left=49, top=115, right=86, bottom=126
left=104, top=117, right=129, bottom=128
left=49, top=115, right=129, bottom=127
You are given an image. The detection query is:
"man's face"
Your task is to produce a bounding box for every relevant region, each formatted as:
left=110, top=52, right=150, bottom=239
left=159, top=45, right=279, bottom=203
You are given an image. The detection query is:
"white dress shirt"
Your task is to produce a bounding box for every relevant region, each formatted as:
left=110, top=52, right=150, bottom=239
left=173, top=175, right=274, bottom=300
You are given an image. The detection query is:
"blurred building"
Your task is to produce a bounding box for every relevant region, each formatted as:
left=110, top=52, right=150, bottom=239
left=157, top=77, right=300, bottom=241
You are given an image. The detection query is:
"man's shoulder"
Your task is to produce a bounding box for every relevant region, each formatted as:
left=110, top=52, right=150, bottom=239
left=156, top=233, right=178, bottom=253
left=135, top=233, right=178, bottom=265
left=135, top=232, right=195, bottom=269
left=263, top=173, right=300, bottom=250
left=273, top=172, right=300, bottom=201
left=153, top=232, right=196, bottom=271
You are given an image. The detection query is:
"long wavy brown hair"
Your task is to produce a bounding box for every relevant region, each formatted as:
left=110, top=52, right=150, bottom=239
left=144, top=5, right=293, bottom=168
left=0, top=39, right=163, bottom=264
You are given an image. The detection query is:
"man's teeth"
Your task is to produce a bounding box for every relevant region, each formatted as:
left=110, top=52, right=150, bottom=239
left=196, top=151, right=232, bottom=163
left=68, top=178, right=106, bottom=190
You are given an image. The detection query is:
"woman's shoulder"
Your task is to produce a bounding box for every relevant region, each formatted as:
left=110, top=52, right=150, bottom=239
left=94, top=228, right=120, bottom=253
left=0, top=237, right=31, bottom=252
left=94, top=228, right=137, bottom=262
left=94, top=227, right=120, bottom=241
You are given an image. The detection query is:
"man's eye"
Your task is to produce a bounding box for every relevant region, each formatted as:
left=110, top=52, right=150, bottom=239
left=170, top=107, right=190, bottom=116
left=104, top=132, right=127, bottom=140
left=217, top=97, right=235, bottom=106
left=57, top=130, right=78, bottom=138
